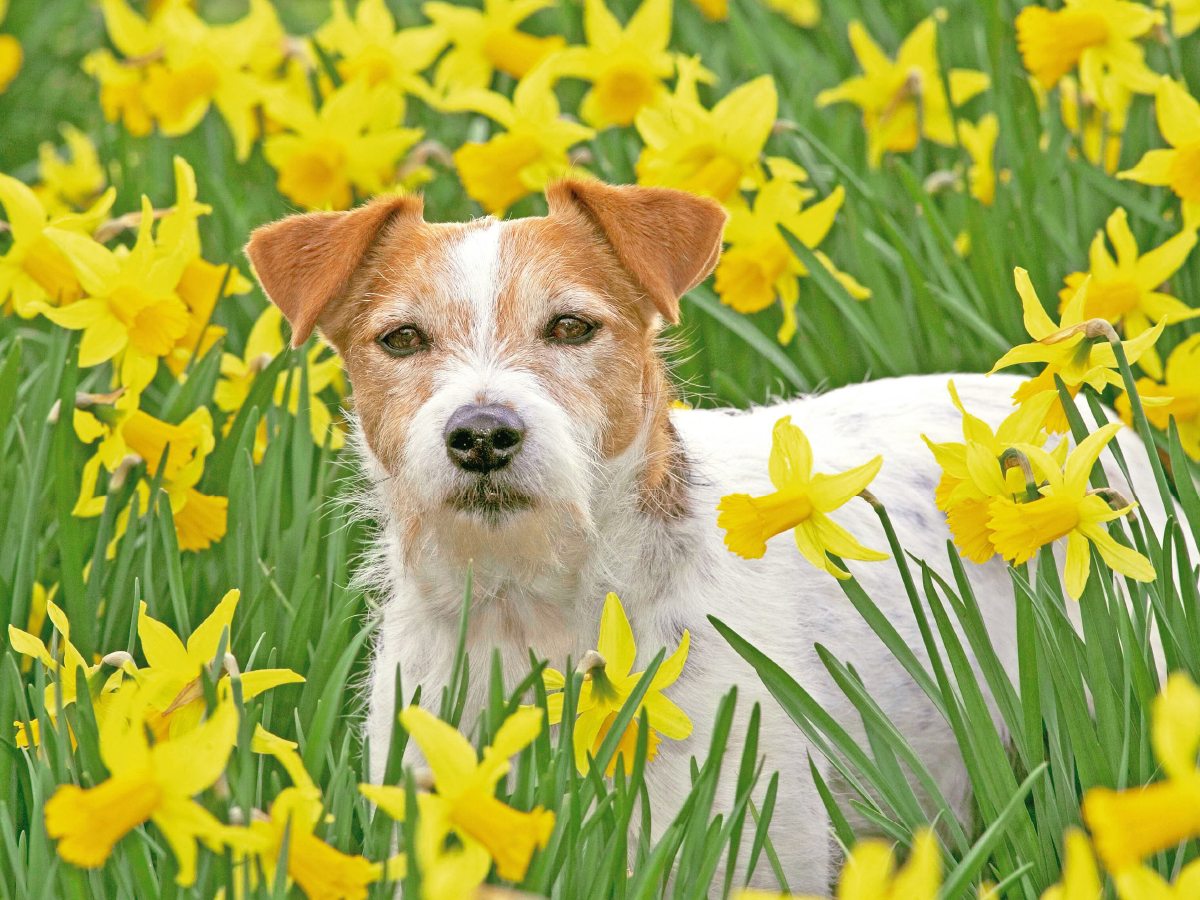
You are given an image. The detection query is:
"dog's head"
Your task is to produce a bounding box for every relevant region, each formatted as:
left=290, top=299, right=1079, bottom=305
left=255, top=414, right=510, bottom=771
left=245, top=180, right=725, bottom=569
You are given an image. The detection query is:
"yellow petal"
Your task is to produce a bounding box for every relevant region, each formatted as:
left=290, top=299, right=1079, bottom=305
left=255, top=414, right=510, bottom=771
left=648, top=630, right=689, bottom=691
left=185, top=588, right=240, bottom=668
left=767, top=415, right=813, bottom=489
left=889, top=829, right=941, bottom=900
left=1014, top=266, right=1059, bottom=340
left=597, top=592, right=637, bottom=678
left=399, top=706, right=479, bottom=794
left=138, top=601, right=190, bottom=672
left=1152, top=672, right=1200, bottom=780
left=808, top=455, right=882, bottom=512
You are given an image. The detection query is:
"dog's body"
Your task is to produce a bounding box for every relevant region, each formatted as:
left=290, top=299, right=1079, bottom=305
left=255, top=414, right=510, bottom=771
left=245, top=180, right=1171, bottom=891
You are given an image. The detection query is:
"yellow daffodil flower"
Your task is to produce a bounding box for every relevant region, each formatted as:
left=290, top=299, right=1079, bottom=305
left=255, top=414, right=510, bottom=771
left=923, top=381, right=1062, bottom=564
left=44, top=682, right=239, bottom=884
left=762, top=0, right=820, bottom=28
left=158, top=157, right=251, bottom=377
left=92, top=0, right=285, bottom=160
left=231, top=727, right=384, bottom=900
left=39, top=195, right=191, bottom=391
left=1058, top=73, right=1133, bottom=174
left=988, top=421, right=1156, bottom=598
left=443, top=61, right=594, bottom=214
left=34, top=125, right=107, bottom=216
left=1113, top=860, right=1200, bottom=899
left=136, top=591, right=303, bottom=739
left=1083, top=672, right=1200, bottom=870
left=737, top=828, right=940, bottom=900
left=990, top=268, right=1166, bottom=433
left=1158, top=0, right=1200, bottom=34
left=959, top=113, right=999, bottom=206
left=264, top=76, right=424, bottom=211
left=1059, top=207, right=1198, bottom=379
left=9, top=595, right=136, bottom=746
left=314, top=0, right=446, bottom=114
left=362, top=705, right=555, bottom=883
left=689, top=0, right=727, bottom=20
left=0, top=174, right=115, bottom=317
left=636, top=69, right=776, bottom=206
left=816, top=18, right=991, bottom=168
left=0, top=0, right=20, bottom=93
left=1040, top=829, right=1102, bottom=900
left=1120, top=76, right=1200, bottom=228
left=1117, top=333, right=1200, bottom=459
left=1016, top=0, right=1163, bottom=98
left=714, top=176, right=870, bottom=344
left=423, top=0, right=565, bottom=91
left=82, top=49, right=153, bottom=137
left=718, top=415, right=888, bottom=577
left=214, top=304, right=346, bottom=457
left=542, top=592, right=691, bottom=775
left=552, top=0, right=675, bottom=129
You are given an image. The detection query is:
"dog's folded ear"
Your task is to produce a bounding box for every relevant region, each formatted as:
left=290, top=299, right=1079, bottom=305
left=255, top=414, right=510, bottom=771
left=546, top=179, right=727, bottom=324
left=244, top=194, right=424, bottom=347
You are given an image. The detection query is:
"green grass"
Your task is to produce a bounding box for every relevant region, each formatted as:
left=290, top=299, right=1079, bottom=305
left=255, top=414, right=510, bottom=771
left=1, top=0, right=1199, bottom=897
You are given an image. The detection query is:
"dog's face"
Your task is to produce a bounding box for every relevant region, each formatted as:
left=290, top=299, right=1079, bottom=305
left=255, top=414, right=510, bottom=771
left=245, top=180, right=724, bottom=566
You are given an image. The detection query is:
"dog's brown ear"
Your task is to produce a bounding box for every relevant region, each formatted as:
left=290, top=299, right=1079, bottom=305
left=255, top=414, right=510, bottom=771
left=546, top=179, right=727, bottom=324
left=244, top=194, right=424, bottom=347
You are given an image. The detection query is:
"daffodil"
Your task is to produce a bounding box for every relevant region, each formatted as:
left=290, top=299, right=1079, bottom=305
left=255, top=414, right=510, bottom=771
left=1039, top=829, right=1102, bottom=900
left=9, top=595, right=136, bottom=747
left=762, top=0, right=820, bottom=28
left=362, top=705, right=555, bottom=883
left=443, top=61, right=595, bottom=214
left=314, top=0, right=446, bottom=114
left=1083, top=672, right=1200, bottom=870
left=214, top=304, right=346, bottom=457
left=635, top=69, right=776, bottom=206
left=542, top=592, right=691, bottom=775
left=1016, top=0, right=1163, bottom=99
left=34, top=125, right=106, bottom=215
left=0, top=0, right=20, bottom=93
left=988, top=421, right=1156, bottom=598
left=423, top=0, right=565, bottom=91
left=38, top=195, right=191, bottom=390
left=234, top=727, right=384, bottom=900
left=990, top=267, right=1166, bottom=433
left=1117, top=333, right=1200, bottom=459
left=44, top=682, right=239, bottom=884
left=82, top=49, right=153, bottom=136
left=1059, top=207, right=1197, bottom=378
left=93, top=0, right=285, bottom=160
left=156, top=157, right=251, bottom=377
left=959, top=113, right=999, bottom=206
left=0, top=175, right=114, bottom=317
left=1057, top=73, right=1132, bottom=174
left=552, top=0, right=675, bottom=129
left=264, top=76, right=424, bottom=211
left=816, top=18, right=991, bottom=168
left=718, top=416, right=887, bottom=577
left=713, top=176, right=870, bottom=344
left=737, top=828, right=940, bottom=900
left=1158, top=0, right=1200, bottom=35
left=136, top=591, right=303, bottom=739
left=689, top=0, right=727, bottom=20
left=922, top=381, right=1062, bottom=564
left=71, top=388, right=230, bottom=553
left=1120, top=76, right=1200, bottom=228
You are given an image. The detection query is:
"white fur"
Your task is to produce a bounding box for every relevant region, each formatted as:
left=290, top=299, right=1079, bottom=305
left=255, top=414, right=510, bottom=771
left=352, top=216, right=1182, bottom=891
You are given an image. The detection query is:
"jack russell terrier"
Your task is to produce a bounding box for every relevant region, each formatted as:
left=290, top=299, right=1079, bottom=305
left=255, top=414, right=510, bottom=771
left=245, top=179, right=1171, bottom=891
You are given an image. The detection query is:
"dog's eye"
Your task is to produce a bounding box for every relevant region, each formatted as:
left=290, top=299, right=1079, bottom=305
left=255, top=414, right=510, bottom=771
left=546, top=315, right=597, bottom=344
left=378, top=326, right=428, bottom=357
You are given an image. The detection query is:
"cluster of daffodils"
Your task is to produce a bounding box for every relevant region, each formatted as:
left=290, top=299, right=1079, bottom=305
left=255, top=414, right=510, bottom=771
left=9, top=585, right=712, bottom=896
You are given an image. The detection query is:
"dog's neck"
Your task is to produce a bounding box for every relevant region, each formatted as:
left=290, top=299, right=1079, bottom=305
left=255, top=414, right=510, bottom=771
left=366, top=357, right=693, bottom=641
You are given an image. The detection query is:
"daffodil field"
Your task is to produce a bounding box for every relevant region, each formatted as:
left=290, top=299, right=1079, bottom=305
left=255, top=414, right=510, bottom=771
left=3, top=0, right=1200, bottom=897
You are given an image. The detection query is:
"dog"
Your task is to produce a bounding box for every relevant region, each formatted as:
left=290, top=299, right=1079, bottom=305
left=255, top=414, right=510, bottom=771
left=245, top=179, right=1173, bottom=891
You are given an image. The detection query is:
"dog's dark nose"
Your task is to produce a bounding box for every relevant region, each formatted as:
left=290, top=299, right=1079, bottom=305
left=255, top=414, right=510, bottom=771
left=444, top=404, right=525, bottom=473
